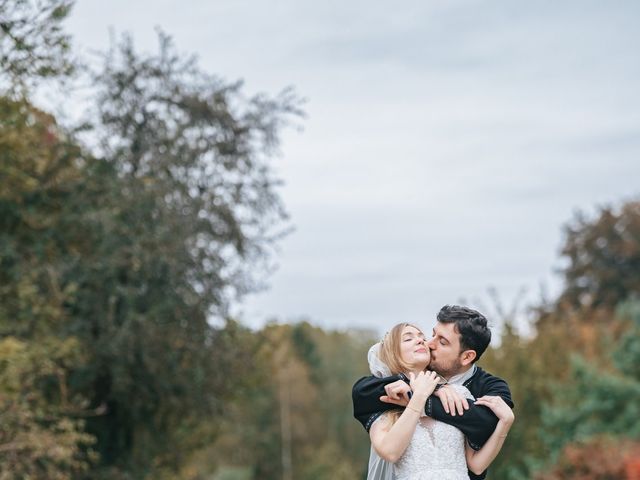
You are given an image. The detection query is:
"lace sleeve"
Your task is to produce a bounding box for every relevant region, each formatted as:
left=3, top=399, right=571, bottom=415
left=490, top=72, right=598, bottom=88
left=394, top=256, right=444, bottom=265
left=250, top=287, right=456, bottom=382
left=449, top=384, right=475, bottom=401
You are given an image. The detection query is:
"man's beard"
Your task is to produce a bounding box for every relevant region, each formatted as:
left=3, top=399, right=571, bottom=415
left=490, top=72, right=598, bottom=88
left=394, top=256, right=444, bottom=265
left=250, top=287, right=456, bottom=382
left=430, top=357, right=464, bottom=379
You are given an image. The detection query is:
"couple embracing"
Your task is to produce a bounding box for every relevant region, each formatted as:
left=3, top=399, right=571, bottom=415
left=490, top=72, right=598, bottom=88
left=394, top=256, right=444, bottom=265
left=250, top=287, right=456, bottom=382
left=352, top=305, right=515, bottom=480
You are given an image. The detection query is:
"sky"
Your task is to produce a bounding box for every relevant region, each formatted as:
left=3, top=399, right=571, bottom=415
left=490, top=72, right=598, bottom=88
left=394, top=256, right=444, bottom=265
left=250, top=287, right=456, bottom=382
left=65, top=0, right=640, bottom=336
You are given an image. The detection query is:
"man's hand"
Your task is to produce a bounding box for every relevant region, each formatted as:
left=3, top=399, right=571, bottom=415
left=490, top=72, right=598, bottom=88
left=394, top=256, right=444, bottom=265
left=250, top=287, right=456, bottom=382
left=380, top=379, right=412, bottom=406
left=434, top=385, right=469, bottom=416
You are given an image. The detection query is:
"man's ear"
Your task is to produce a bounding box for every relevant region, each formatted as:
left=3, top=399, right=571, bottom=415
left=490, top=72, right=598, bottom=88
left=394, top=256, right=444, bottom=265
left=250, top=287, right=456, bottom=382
left=460, top=349, right=477, bottom=366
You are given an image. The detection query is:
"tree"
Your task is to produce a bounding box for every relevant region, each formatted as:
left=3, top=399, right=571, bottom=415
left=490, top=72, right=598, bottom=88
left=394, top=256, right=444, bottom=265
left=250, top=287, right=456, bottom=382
left=558, top=201, right=640, bottom=310
left=1, top=19, right=302, bottom=478
left=33, top=33, right=301, bottom=475
left=91, top=31, right=301, bottom=312
left=0, top=0, right=75, bottom=94
left=0, top=336, right=95, bottom=479
left=0, top=96, right=95, bottom=479
left=176, top=321, right=377, bottom=480
left=536, top=436, right=640, bottom=480
left=538, top=300, right=640, bottom=476
left=290, top=322, right=377, bottom=477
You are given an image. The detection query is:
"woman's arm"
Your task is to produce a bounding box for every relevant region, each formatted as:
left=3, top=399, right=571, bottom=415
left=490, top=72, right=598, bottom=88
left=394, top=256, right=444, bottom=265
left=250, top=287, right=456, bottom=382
left=369, top=371, right=438, bottom=463
left=464, top=395, right=515, bottom=475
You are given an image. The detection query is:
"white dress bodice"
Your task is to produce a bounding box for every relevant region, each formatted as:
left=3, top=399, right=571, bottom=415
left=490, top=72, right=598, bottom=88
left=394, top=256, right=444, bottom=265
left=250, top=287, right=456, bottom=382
left=393, top=416, right=470, bottom=480
left=394, top=383, right=473, bottom=480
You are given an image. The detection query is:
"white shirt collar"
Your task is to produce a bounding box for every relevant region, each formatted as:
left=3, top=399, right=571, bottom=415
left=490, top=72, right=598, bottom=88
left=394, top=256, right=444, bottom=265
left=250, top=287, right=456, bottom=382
left=446, top=364, right=477, bottom=385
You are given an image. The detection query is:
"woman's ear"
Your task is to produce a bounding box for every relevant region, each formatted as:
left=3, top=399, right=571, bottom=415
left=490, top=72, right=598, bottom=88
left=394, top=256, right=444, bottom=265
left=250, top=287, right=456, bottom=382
left=460, top=349, right=477, bottom=366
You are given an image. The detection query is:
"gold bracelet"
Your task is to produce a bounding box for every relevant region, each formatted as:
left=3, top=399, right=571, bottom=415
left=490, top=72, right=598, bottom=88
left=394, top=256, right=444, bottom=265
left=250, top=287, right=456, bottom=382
left=405, top=405, right=422, bottom=414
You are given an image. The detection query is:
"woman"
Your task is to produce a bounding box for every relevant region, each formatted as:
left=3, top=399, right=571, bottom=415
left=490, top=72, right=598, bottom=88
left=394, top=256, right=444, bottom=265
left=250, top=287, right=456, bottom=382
left=367, top=322, right=514, bottom=480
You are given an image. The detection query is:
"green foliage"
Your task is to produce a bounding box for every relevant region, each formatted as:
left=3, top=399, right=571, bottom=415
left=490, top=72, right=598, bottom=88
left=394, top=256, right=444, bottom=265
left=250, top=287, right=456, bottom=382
left=2, top=1, right=639, bottom=479
left=0, top=95, right=96, bottom=478
left=0, top=6, right=299, bottom=476
left=612, top=298, right=640, bottom=380
left=0, top=0, right=75, bottom=94
left=536, top=299, right=640, bottom=476
left=542, top=354, right=640, bottom=454
left=58, top=33, right=299, bottom=475
left=0, top=336, right=95, bottom=479
left=481, top=322, right=554, bottom=480
left=184, top=322, right=375, bottom=479
left=559, top=202, right=640, bottom=309
left=480, top=200, right=640, bottom=480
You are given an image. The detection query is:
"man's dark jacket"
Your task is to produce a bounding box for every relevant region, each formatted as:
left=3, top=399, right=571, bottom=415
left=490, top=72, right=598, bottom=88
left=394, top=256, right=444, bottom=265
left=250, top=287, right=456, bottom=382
left=352, top=366, right=513, bottom=480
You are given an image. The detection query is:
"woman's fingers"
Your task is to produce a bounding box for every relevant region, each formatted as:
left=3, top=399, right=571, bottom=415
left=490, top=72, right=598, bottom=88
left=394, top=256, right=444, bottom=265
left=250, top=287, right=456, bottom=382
left=474, top=396, right=514, bottom=422
left=411, top=371, right=439, bottom=398
left=476, top=395, right=498, bottom=403
left=475, top=396, right=498, bottom=408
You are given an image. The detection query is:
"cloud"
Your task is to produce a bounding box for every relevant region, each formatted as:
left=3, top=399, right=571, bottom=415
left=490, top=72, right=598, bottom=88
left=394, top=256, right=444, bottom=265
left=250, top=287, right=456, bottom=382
left=68, top=0, right=640, bottom=334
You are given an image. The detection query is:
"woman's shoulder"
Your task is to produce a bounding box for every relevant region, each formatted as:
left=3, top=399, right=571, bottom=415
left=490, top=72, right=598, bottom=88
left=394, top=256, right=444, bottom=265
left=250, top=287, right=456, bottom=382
left=368, top=410, right=396, bottom=434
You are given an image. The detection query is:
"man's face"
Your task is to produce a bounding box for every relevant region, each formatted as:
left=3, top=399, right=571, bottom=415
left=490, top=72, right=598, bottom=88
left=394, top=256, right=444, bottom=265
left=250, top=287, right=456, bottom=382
left=426, top=322, right=465, bottom=378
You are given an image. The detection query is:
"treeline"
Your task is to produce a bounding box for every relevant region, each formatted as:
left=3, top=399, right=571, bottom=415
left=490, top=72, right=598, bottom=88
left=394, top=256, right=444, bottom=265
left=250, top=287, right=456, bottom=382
left=479, top=201, right=640, bottom=480
left=1, top=1, right=307, bottom=478
left=2, top=2, right=640, bottom=479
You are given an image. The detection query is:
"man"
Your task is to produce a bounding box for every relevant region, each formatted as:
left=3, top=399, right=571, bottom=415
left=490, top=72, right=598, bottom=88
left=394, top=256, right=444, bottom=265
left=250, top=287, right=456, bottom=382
left=352, top=305, right=514, bottom=480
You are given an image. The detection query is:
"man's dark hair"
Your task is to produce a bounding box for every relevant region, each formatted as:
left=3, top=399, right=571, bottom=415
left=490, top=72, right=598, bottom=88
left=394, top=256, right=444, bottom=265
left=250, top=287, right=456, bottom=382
left=437, top=305, right=491, bottom=362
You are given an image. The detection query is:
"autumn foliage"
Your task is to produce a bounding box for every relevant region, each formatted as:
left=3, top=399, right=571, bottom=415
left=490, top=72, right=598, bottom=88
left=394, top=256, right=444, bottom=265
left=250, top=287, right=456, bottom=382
left=536, top=437, right=640, bottom=480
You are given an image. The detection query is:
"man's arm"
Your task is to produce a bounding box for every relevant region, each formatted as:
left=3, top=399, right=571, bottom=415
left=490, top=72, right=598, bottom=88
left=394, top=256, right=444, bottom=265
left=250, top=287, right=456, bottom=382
left=426, top=375, right=513, bottom=450
left=354, top=371, right=514, bottom=450
left=352, top=374, right=408, bottom=431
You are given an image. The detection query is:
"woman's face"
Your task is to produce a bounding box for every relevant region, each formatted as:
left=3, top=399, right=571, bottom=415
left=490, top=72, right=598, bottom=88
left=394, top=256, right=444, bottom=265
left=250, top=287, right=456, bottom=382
left=399, top=325, right=430, bottom=370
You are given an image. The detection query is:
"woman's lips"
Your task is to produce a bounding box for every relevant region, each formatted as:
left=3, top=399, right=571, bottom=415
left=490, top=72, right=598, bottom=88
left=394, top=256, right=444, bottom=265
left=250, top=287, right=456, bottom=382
left=415, top=348, right=428, bottom=353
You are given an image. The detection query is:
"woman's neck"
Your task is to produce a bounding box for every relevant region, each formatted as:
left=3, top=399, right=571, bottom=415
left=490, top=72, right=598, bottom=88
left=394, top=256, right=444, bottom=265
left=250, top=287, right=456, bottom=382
left=406, top=365, right=428, bottom=377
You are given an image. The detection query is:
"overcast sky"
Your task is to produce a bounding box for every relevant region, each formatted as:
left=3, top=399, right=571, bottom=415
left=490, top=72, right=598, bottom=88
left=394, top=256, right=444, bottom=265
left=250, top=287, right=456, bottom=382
left=66, top=0, right=640, bottom=336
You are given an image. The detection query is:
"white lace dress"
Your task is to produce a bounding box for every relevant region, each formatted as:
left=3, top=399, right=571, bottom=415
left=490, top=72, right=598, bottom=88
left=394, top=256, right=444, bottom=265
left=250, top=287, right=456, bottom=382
left=378, top=385, right=473, bottom=480
left=393, top=415, right=469, bottom=480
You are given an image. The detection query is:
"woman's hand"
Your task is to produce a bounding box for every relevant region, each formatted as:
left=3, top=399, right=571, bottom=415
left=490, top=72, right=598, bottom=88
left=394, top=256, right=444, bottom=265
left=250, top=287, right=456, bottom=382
left=408, top=370, right=440, bottom=399
left=465, top=395, right=515, bottom=474
left=474, top=395, right=515, bottom=425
